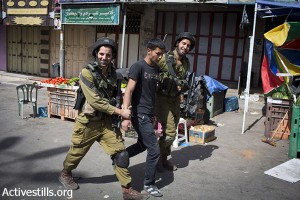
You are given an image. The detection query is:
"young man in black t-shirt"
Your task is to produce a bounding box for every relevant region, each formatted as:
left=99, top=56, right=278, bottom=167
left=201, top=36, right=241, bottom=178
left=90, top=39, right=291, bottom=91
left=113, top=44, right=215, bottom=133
left=122, top=38, right=165, bottom=197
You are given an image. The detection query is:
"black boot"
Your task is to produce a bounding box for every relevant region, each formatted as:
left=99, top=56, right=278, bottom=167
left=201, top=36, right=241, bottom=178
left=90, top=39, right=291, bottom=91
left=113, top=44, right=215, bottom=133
left=162, top=156, right=177, bottom=171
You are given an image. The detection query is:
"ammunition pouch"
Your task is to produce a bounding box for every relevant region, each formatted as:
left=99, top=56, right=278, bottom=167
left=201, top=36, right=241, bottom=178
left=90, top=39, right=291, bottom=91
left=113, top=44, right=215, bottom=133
left=82, top=101, right=96, bottom=116
left=74, top=86, right=85, bottom=110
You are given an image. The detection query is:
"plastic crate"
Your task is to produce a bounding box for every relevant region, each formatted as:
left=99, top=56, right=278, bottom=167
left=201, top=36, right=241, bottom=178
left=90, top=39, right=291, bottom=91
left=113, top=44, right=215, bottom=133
left=206, top=90, right=225, bottom=118
left=47, top=87, right=78, bottom=120
left=264, top=97, right=292, bottom=139
left=289, top=105, right=300, bottom=158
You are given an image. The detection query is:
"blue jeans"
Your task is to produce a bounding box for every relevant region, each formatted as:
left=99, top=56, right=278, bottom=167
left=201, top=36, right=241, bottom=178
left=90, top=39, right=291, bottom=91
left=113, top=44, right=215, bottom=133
left=126, top=113, right=160, bottom=186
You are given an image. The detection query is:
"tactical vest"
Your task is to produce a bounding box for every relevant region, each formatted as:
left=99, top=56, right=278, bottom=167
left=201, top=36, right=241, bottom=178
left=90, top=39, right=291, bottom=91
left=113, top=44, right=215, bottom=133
left=74, top=62, right=122, bottom=111
left=85, top=62, right=118, bottom=101
left=157, top=52, right=181, bottom=97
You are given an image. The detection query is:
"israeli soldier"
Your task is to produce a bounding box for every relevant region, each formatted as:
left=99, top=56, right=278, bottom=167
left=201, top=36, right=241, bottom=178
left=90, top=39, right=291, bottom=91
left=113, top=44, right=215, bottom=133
left=59, top=37, right=147, bottom=200
left=155, top=32, right=195, bottom=171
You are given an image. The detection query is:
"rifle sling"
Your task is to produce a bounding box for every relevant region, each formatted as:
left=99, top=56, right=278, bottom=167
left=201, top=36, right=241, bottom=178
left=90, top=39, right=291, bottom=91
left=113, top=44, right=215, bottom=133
left=80, top=73, right=100, bottom=95
left=90, top=66, right=112, bottom=98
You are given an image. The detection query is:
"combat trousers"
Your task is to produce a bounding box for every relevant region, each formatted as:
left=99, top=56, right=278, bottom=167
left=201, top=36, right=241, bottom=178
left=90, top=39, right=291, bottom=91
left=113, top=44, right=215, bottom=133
left=126, top=113, right=160, bottom=186
left=63, top=117, right=131, bottom=187
left=155, top=95, right=180, bottom=158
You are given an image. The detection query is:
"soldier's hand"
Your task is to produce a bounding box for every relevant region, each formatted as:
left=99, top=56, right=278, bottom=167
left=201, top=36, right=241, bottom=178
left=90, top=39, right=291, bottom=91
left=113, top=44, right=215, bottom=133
left=121, top=119, right=132, bottom=132
left=120, top=108, right=131, bottom=119
left=177, top=85, right=182, bottom=91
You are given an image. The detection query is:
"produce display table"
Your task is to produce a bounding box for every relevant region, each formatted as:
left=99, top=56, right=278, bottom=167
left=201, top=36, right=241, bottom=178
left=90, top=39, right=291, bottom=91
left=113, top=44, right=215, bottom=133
left=46, top=85, right=79, bottom=120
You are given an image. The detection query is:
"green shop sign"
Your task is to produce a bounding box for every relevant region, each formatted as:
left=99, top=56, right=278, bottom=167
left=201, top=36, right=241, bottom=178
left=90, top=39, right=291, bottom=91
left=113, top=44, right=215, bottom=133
left=61, top=4, right=120, bottom=25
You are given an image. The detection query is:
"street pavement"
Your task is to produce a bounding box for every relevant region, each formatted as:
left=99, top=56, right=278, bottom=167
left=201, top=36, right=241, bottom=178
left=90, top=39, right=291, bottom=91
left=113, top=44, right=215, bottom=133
left=0, top=72, right=299, bottom=200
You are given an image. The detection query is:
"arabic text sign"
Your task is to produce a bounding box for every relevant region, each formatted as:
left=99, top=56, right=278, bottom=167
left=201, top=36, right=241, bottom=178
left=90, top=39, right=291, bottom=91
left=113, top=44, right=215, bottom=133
left=61, top=4, right=120, bottom=25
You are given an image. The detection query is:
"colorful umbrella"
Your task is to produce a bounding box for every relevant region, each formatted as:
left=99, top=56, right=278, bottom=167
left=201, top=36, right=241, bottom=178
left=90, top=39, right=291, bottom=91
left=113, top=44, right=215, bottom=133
left=261, top=22, right=300, bottom=95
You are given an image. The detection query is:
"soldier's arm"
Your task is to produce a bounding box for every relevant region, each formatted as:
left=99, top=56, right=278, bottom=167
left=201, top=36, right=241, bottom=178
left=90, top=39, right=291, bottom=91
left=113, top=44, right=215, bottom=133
left=80, top=68, right=130, bottom=118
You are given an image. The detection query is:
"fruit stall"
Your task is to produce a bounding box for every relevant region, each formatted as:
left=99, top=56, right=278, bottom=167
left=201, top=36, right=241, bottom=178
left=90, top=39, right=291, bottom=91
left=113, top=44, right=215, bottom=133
left=40, top=77, right=79, bottom=120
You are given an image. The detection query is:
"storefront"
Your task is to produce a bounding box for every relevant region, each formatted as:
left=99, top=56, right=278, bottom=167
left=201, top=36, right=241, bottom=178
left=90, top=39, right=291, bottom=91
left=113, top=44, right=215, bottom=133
left=2, top=0, right=54, bottom=76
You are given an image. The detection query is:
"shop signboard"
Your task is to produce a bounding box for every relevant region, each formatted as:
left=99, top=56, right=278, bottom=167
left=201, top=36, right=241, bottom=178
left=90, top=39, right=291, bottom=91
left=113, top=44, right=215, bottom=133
left=2, top=0, right=53, bottom=26
left=61, top=4, right=120, bottom=25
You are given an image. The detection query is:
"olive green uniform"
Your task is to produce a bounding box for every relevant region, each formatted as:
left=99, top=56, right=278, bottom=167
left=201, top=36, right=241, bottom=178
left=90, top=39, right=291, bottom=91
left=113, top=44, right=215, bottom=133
left=156, top=50, right=190, bottom=158
left=63, top=66, right=131, bottom=187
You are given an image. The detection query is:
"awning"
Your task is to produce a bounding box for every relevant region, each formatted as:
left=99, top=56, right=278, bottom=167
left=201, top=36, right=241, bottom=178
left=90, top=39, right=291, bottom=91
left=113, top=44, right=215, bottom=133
left=256, top=0, right=300, bottom=19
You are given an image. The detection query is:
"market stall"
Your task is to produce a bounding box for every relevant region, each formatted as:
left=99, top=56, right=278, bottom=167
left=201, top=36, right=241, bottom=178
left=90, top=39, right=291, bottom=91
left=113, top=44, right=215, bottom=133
left=41, top=77, right=79, bottom=120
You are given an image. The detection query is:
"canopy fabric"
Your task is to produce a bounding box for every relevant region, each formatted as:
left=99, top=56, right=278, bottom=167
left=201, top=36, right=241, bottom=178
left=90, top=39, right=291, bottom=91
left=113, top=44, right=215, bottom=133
left=202, top=75, right=228, bottom=97
left=256, top=0, right=300, bottom=20
left=256, top=0, right=300, bottom=8
left=261, top=22, right=300, bottom=94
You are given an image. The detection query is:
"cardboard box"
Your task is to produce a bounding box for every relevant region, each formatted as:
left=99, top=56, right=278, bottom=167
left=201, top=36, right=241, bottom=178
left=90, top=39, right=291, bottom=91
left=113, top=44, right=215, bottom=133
left=189, top=125, right=216, bottom=144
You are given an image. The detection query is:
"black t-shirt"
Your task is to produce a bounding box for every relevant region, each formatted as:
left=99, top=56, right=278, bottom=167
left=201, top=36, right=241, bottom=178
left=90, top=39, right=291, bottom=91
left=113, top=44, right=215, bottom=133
left=128, top=59, right=159, bottom=115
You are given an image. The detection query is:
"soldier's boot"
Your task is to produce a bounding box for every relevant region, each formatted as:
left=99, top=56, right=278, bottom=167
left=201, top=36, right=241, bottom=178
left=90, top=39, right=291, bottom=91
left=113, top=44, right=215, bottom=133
left=162, top=156, right=178, bottom=171
left=58, top=169, right=79, bottom=190
left=122, top=186, right=149, bottom=200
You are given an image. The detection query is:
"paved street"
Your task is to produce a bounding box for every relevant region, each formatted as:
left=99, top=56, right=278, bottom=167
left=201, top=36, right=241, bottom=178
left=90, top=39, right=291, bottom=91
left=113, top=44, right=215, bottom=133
left=0, top=74, right=299, bottom=200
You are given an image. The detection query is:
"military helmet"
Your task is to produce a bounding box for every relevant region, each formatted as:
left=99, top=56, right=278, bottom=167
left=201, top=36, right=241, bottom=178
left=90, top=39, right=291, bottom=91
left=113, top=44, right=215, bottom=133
left=92, top=37, right=117, bottom=58
left=174, top=32, right=196, bottom=50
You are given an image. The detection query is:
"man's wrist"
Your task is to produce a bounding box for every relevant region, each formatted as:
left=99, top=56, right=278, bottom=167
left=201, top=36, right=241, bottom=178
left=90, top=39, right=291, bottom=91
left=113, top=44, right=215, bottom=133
left=122, top=105, right=131, bottom=109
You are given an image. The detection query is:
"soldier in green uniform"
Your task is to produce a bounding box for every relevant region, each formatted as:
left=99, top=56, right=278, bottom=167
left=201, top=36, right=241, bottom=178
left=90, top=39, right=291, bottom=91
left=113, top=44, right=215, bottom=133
left=155, top=32, right=195, bottom=171
left=58, top=37, right=146, bottom=200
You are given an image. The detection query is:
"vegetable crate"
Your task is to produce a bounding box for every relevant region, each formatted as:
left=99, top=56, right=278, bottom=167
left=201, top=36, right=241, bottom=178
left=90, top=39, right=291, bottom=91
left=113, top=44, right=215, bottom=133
left=264, top=98, right=292, bottom=140
left=47, top=87, right=78, bottom=120
left=189, top=125, right=216, bottom=144
left=289, top=105, right=300, bottom=158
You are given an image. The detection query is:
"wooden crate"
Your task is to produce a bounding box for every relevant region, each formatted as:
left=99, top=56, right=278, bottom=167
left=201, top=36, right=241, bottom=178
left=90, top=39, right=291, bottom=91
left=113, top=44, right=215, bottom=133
left=47, top=87, right=78, bottom=120
left=264, top=98, right=292, bottom=140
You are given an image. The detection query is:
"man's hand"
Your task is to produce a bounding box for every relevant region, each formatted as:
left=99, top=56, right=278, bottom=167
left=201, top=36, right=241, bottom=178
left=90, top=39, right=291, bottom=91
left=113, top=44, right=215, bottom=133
left=121, top=119, right=132, bottom=132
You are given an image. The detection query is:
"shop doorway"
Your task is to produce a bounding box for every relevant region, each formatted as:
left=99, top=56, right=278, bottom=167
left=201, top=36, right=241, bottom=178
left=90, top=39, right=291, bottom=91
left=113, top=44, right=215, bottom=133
left=7, top=26, right=50, bottom=76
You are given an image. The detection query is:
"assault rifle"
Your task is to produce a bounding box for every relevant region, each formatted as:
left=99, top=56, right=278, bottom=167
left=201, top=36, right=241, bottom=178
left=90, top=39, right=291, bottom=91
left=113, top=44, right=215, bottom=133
left=111, top=72, right=124, bottom=129
left=182, top=72, right=195, bottom=117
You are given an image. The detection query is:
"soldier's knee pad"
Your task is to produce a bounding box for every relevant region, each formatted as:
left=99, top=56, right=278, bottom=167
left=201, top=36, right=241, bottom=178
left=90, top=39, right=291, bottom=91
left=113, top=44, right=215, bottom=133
left=112, top=151, right=129, bottom=168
